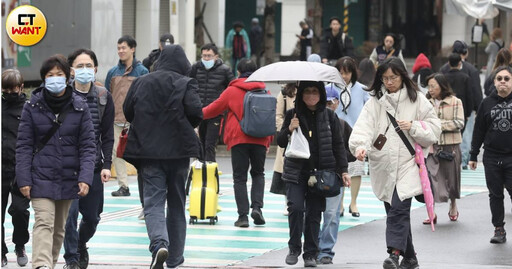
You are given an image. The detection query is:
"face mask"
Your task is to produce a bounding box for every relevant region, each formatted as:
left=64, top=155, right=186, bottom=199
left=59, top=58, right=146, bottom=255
left=73, top=68, right=95, bottom=84
left=202, top=59, right=215, bottom=70
left=2, top=92, right=20, bottom=103
left=45, top=76, right=67, bottom=95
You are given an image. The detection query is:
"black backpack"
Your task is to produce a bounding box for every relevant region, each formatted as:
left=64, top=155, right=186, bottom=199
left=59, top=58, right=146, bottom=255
left=234, top=89, right=276, bottom=138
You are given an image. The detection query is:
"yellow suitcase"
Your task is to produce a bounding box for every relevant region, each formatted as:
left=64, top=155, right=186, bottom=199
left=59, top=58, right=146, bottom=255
left=186, top=161, right=220, bottom=225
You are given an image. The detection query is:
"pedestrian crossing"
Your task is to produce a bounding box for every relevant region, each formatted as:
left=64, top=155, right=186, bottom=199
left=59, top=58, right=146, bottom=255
left=3, top=167, right=488, bottom=267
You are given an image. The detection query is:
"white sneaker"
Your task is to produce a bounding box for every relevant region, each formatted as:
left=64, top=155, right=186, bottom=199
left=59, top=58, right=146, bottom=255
left=138, top=209, right=145, bottom=220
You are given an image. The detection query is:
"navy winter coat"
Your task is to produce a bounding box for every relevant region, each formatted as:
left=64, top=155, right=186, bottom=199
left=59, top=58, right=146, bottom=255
left=16, top=87, right=96, bottom=200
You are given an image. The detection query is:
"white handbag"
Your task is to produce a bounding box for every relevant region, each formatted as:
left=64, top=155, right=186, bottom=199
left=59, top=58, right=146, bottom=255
left=285, top=126, right=310, bottom=159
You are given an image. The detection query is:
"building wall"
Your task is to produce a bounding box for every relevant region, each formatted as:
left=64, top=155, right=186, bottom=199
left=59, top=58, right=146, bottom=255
left=201, top=0, right=226, bottom=48
left=135, top=0, right=160, bottom=63
left=91, top=0, right=123, bottom=82
left=280, top=0, right=306, bottom=56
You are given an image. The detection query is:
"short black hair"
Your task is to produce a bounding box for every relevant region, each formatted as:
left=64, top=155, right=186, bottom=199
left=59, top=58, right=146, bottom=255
left=2, top=69, right=23, bottom=90
left=335, top=56, right=358, bottom=84
left=67, top=48, right=98, bottom=67
left=448, top=53, right=461, bottom=68
left=40, top=54, right=71, bottom=81
left=118, top=35, right=137, bottom=48
left=329, top=16, right=342, bottom=25
left=201, top=43, right=219, bottom=55
left=233, top=21, right=244, bottom=28
left=159, top=33, right=174, bottom=44
left=494, top=65, right=512, bottom=78
left=237, top=58, right=257, bottom=74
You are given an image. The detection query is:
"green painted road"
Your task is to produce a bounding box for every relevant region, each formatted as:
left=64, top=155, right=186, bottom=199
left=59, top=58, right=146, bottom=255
left=3, top=167, right=488, bottom=267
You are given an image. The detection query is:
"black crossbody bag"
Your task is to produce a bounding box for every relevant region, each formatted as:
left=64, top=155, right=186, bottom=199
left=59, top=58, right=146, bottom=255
left=33, top=108, right=71, bottom=156
left=386, top=112, right=433, bottom=203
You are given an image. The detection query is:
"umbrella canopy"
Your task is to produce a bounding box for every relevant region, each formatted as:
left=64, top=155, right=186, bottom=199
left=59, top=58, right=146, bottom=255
left=415, top=143, right=435, bottom=232
left=246, top=61, right=346, bottom=85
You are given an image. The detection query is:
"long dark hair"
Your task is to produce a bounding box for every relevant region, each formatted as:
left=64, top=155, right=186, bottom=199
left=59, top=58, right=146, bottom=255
left=369, top=57, right=418, bottom=102
left=357, top=58, right=375, bottom=87
left=425, top=73, right=453, bottom=100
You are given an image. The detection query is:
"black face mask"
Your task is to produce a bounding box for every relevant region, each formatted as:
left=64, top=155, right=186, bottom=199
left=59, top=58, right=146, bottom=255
left=2, top=92, right=21, bottom=103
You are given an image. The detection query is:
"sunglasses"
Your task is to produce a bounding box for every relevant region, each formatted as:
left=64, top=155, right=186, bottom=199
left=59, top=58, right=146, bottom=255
left=496, top=76, right=511, bottom=82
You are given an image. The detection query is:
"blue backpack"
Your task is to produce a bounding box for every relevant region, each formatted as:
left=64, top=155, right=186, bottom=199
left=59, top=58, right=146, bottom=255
left=234, top=89, right=277, bottom=138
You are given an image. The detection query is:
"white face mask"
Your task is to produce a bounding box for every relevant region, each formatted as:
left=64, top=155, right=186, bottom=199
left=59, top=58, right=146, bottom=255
left=201, top=59, right=215, bottom=70
left=73, top=67, right=95, bottom=84
left=45, top=76, right=67, bottom=94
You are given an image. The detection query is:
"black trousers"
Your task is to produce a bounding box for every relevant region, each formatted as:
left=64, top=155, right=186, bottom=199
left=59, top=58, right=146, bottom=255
left=483, top=152, right=512, bottom=227
left=231, top=144, right=266, bottom=216
left=198, top=117, right=222, bottom=162
left=384, top=188, right=416, bottom=258
left=286, top=174, right=326, bottom=260
left=1, top=180, right=30, bottom=255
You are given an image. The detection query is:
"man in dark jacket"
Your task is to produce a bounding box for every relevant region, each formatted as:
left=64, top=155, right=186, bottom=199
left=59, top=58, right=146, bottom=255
left=469, top=66, right=512, bottom=244
left=142, top=33, right=174, bottom=72
left=1, top=69, right=29, bottom=267
left=444, top=53, right=473, bottom=129
left=320, top=17, right=354, bottom=65
left=123, top=45, right=202, bottom=269
left=190, top=43, right=234, bottom=162
left=63, top=49, right=115, bottom=269
left=440, top=40, right=483, bottom=169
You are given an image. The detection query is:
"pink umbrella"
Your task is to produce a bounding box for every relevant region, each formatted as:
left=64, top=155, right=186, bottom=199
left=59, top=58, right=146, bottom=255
left=415, top=121, right=435, bottom=232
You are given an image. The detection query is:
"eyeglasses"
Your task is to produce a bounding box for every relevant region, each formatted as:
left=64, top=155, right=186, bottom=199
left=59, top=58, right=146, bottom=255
left=381, top=75, right=400, bottom=83
left=201, top=54, right=215, bottom=59
left=496, top=76, right=511, bottom=82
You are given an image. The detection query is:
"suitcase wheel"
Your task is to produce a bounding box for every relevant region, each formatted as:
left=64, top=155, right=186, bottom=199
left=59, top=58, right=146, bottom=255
left=189, top=217, right=198, bottom=225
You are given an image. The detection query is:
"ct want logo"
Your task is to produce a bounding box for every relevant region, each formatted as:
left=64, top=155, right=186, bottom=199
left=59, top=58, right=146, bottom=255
left=5, top=5, right=47, bottom=46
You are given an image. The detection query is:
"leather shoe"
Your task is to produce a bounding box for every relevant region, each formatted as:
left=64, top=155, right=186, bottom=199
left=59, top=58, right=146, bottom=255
left=349, top=206, right=360, bottom=217
left=448, top=211, right=459, bottom=221
left=383, top=253, right=400, bottom=269
left=422, top=214, right=437, bottom=225
left=251, top=208, right=266, bottom=225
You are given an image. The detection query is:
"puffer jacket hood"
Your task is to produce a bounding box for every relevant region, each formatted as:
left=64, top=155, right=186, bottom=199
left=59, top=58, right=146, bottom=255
left=154, top=45, right=191, bottom=75
left=412, top=53, right=431, bottom=74
left=295, top=81, right=327, bottom=116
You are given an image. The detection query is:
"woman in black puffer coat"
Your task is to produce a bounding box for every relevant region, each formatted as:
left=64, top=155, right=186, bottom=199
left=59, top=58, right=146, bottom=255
left=277, top=81, right=350, bottom=267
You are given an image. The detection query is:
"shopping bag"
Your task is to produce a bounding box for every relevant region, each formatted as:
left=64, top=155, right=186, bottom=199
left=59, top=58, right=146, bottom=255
left=116, top=127, right=129, bottom=158
left=285, top=126, right=310, bottom=159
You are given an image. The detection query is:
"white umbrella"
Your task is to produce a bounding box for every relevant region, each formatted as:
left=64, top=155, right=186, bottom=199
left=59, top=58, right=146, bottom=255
left=246, top=61, right=345, bottom=85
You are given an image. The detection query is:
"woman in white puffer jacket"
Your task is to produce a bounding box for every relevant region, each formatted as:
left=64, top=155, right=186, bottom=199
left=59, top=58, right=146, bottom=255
left=349, top=57, right=441, bottom=269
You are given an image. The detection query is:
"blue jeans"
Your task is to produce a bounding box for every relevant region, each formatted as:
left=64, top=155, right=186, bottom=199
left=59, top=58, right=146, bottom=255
left=461, top=111, right=475, bottom=166
left=317, top=187, right=343, bottom=259
left=64, top=171, right=104, bottom=263
left=141, top=158, right=188, bottom=268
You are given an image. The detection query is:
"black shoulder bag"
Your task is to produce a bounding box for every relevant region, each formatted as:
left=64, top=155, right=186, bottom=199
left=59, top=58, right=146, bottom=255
left=33, top=108, right=71, bottom=156
left=386, top=112, right=433, bottom=203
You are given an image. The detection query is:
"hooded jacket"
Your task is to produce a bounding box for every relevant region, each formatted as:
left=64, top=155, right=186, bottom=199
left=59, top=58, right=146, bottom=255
left=349, top=87, right=441, bottom=203
left=16, top=87, right=96, bottom=200
left=470, top=90, right=512, bottom=160
left=2, top=93, right=27, bottom=182
left=123, top=45, right=203, bottom=165
left=412, top=53, right=431, bottom=74
left=277, top=81, right=348, bottom=184
left=202, top=77, right=272, bottom=150
left=189, top=58, right=234, bottom=107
